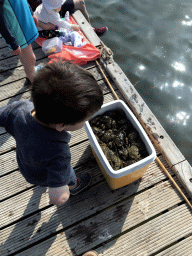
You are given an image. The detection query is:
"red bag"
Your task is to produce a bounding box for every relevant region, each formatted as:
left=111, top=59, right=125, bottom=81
left=35, top=16, right=101, bottom=65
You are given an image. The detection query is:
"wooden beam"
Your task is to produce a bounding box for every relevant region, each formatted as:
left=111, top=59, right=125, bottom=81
left=72, top=10, right=101, bottom=47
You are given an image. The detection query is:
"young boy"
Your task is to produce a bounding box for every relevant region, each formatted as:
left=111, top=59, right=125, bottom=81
left=35, top=0, right=79, bottom=31
left=28, top=0, right=108, bottom=37
left=0, top=60, right=103, bottom=206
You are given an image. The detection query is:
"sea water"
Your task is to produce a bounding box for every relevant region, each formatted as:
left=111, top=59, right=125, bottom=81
left=87, top=0, right=192, bottom=165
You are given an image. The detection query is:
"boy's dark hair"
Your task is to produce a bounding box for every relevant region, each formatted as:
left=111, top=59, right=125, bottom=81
left=32, top=60, right=104, bottom=125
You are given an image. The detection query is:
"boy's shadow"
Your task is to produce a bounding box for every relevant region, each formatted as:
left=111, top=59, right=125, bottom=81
left=2, top=186, right=47, bottom=255
left=27, top=145, right=140, bottom=255
left=62, top=144, right=141, bottom=255
left=2, top=145, right=140, bottom=256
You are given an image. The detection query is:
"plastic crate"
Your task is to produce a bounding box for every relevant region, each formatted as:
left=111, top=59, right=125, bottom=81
left=84, top=100, right=156, bottom=190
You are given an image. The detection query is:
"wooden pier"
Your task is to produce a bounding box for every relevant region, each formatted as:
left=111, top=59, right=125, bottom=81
left=1, top=11, right=192, bottom=256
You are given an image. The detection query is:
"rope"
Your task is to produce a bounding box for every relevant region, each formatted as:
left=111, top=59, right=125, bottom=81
left=96, top=60, right=119, bottom=100
left=95, top=59, right=192, bottom=210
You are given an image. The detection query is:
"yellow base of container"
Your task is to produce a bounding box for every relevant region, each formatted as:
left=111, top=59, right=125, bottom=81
left=91, top=145, right=149, bottom=190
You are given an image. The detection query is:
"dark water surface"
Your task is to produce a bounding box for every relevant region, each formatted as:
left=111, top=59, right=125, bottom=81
left=87, top=0, right=192, bottom=165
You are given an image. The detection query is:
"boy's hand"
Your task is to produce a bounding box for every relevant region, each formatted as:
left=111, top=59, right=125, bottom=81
left=10, top=46, right=21, bottom=55
left=71, top=24, right=80, bottom=31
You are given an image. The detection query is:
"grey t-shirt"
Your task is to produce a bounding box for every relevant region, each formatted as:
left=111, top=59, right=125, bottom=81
left=0, top=100, right=76, bottom=187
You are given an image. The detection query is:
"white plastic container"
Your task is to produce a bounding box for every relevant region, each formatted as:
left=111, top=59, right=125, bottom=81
left=84, top=100, right=156, bottom=190
left=42, top=37, right=63, bottom=55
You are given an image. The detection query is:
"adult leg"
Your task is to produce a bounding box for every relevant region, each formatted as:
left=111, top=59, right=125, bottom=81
left=19, top=44, right=36, bottom=83
left=73, top=0, right=108, bottom=37
left=60, top=0, right=108, bottom=37
left=73, top=0, right=90, bottom=23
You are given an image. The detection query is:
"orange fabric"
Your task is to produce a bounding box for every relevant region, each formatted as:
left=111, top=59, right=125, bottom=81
left=35, top=16, right=100, bottom=65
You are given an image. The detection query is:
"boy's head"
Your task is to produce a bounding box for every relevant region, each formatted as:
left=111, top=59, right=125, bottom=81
left=42, top=0, right=65, bottom=12
left=32, top=60, right=104, bottom=130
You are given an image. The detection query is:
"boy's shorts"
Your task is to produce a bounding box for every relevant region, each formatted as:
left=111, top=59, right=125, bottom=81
left=3, top=0, right=38, bottom=50
left=29, top=166, right=77, bottom=188
left=60, top=0, right=75, bottom=17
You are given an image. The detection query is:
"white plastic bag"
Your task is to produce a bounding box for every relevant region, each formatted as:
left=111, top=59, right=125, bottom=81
left=42, top=37, right=63, bottom=55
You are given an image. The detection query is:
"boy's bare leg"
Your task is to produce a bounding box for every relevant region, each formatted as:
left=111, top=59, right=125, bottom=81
left=49, top=185, right=71, bottom=206
left=38, top=21, right=56, bottom=30
left=73, top=0, right=90, bottom=23
left=19, top=44, right=36, bottom=83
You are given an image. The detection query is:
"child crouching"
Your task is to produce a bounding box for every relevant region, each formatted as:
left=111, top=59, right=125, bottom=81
left=35, top=0, right=79, bottom=32
left=0, top=61, right=103, bottom=206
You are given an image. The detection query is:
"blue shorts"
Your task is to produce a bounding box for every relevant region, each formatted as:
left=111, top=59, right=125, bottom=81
left=3, top=0, right=38, bottom=49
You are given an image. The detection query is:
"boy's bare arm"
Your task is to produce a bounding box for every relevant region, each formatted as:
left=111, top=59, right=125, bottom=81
left=37, top=21, right=57, bottom=30
left=49, top=185, right=70, bottom=206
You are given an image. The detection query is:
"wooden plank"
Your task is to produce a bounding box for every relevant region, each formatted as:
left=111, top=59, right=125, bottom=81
left=82, top=61, right=97, bottom=69
left=0, top=169, right=32, bottom=202
left=0, top=155, right=172, bottom=228
left=156, top=235, right=192, bottom=256
left=172, top=160, right=192, bottom=198
left=8, top=182, right=187, bottom=256
left=0, top=150, right=18, bottom=177
left=72, top=10, right=101, bottom=47
left=0, top=140, right=94, bottom=201
left=0, top=133, right=16, bottom=154
left=0, top=91, right=31, bottom=108
left=0, top=47, right=12, bottom=60
left=0, top=59, right=48, bottom=86
left=0, top=38, right=39, bottom=49
left=0, top=37, right=7, bottom=49
left=0, top=137, right=167, bottom=201
left=0, top=79, right=30, bottom=101
left=0, top=91, right=32, bottom=135
left=0, top=58, right=97, bottom=87
left=0, top=40, right=40, bottom=61
left=0, top=160, right=102, bottom=227
left=0, top=65, right=109, bottom=99
left=0, top=48, right=46, bottom=76
left=1, top=177, right=184, bottom=256
left=94, top=204, right=192, bottom=256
